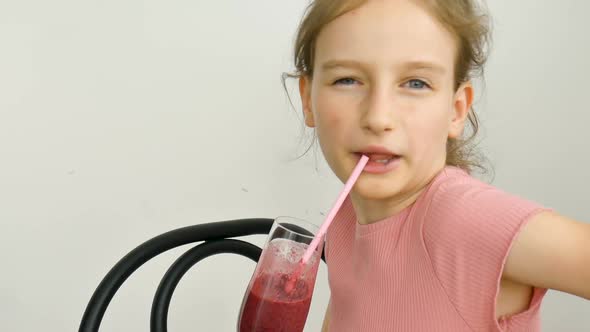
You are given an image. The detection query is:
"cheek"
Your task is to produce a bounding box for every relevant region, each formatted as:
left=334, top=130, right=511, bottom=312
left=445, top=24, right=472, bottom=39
left=312, top=90, right=351, bottom=140
left=406, top=104, right=452, bottom=154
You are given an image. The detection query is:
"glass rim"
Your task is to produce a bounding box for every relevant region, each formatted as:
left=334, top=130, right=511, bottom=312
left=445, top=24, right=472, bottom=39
left=273, top=216, right=318, bottom=240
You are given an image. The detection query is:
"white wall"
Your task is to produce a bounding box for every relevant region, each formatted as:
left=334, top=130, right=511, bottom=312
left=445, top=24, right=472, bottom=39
left=0, top=1, right=588, bottom=331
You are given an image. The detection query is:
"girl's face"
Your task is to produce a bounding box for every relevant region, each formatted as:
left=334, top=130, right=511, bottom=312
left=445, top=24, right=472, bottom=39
left=300, top=0, right=472, bottom=204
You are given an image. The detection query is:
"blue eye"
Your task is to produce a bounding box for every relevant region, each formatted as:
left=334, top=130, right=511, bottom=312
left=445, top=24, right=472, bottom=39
left=333, top=77, right=358, bottom=86
left=405, top=79, right=430, bottom=89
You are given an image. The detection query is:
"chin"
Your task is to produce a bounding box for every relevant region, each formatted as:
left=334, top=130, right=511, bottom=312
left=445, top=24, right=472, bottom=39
left=352, top=175, right=406, bottom=201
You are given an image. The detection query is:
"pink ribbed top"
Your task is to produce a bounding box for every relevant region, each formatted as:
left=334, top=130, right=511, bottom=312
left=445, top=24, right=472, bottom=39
left=325, top=166, right=549, bottom=331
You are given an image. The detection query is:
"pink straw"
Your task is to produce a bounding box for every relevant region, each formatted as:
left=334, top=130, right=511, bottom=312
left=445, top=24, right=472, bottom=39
left=301, top=155, right=369, bottom=264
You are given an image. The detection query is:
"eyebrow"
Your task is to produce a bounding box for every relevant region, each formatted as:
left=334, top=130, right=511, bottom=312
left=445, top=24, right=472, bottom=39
left=320, top=59, right=365, bottom=71
left=320, top=59, right=447, bottom=75
left=403, top=61, right=447, bottom=75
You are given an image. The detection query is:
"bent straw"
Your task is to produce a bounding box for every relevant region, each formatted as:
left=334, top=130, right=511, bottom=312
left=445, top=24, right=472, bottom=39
left=301, top=155, right=369, bottom=264
left=283, top=155, right=369, bottom=294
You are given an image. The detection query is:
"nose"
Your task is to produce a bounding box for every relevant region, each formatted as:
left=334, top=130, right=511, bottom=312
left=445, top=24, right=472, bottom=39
left=360, top=84, right=396, bottom=135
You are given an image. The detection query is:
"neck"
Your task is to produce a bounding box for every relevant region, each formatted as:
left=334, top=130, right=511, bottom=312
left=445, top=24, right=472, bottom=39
left=351, top=165, right=445, bottom=225
left=350, top=188, right=423, bottom=225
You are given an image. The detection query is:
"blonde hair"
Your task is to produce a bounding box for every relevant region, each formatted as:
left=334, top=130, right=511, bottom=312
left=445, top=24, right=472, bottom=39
left=284, top=0, right=492, bottom=174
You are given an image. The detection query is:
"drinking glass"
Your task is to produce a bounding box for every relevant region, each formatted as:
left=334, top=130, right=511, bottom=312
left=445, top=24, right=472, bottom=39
left=237, top=216, right=324, bottom=332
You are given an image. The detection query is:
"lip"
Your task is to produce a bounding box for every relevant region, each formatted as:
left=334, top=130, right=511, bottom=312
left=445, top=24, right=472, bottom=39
left=354, top=145, right=401, bottom=174
left=355, top=145, right=399, bottom=157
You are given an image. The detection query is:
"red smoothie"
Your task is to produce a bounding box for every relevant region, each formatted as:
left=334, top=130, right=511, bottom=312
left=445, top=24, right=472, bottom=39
left=239, top=272, right=313, bottom=332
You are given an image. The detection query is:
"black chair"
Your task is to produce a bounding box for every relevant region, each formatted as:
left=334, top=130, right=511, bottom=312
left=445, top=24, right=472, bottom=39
left=79, top=218, right=325, bottom=332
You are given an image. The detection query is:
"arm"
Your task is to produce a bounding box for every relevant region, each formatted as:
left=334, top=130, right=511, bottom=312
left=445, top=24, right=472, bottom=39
left=503, top=211, right=590, bottom=300
left=321, top=300, right=331, bottom=332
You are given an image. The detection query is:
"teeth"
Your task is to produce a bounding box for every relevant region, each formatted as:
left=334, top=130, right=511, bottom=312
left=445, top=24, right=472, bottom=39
left=376, top=159, right=390, bottom=164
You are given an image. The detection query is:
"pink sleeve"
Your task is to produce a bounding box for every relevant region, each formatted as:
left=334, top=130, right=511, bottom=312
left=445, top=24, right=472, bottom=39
left=324, top=233, right=329, bottom=262
left=422, top=176, right=550, bottom=330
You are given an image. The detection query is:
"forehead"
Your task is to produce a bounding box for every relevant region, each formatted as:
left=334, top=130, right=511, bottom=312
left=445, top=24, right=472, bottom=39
left=314, top=0, right=457, bottom=71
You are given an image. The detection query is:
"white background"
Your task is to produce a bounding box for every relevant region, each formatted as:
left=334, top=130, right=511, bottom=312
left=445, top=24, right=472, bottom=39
left=0, top=1, right=588, bottom=331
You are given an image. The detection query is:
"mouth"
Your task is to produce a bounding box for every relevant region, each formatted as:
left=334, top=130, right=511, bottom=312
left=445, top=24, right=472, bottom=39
left=366, top=154, right=399, bottom=164
left=354, top=146, right=402, bottom=173
left=355, top=146, right=400, bottom=163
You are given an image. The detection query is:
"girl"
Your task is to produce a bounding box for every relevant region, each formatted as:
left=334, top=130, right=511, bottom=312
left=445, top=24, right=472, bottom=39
left=288, top=0, right=590, bottom=331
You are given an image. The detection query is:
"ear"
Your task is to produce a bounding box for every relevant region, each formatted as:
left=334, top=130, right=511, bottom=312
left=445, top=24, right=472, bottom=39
left=448, top=81, right=474, bottom=139
left=299, top=76, right=315, bottom=127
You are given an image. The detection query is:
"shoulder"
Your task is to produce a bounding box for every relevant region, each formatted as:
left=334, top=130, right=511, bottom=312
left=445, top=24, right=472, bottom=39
left=422, top=166, right=545, bottom=242
left=420, top=166, right=548, bottom=277
left=418, top=167, right=550, bottom=327
left=325, top=196, right=356, bottom=262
